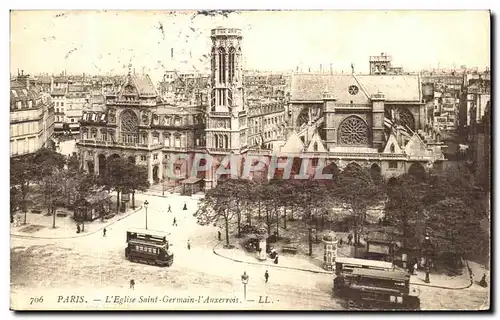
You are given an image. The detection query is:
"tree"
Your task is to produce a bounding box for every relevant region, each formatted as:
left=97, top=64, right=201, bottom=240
left=10, top=156, right=36, bottom=224
left=40, top=168, right=65, bottom=228
left=99, top=157, right=150, bottom=212
left=385, top=174, right=427, bottom=249
left=335, top=165, right=382, bottom=255
left=425, top=198, right=484, bottom=268
left=196, top=182, right=235, bottom=247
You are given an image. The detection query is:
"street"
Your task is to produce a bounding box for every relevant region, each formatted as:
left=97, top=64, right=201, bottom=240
left=11, top=194, right=341, bottom=310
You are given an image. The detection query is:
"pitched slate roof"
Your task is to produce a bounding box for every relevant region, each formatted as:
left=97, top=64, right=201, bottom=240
left=291, top=73, right=421, bottom=103
left=132, top=74, right=157, bottom=96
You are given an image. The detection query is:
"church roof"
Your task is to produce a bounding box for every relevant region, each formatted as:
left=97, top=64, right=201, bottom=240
left=306, top=131, right=327, bottom=152
left=290, top=73, right=421, bottom=102
left=131, top=74, right=157, bottom=96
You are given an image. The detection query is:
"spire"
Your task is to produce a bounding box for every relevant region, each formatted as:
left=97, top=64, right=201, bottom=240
left=351, top=63, right=355, bottom=74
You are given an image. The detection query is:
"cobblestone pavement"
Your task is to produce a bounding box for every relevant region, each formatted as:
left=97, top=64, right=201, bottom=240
left=10, top=194, right=489, bottom=310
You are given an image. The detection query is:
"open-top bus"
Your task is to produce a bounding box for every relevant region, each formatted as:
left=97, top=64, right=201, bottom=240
left=334, top=266, right=420, bottom=310
left=125, top=228, right=174, bottom=267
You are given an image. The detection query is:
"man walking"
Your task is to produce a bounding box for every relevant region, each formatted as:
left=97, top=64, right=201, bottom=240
left=218, top=230, right=222, bottom=241
left=167, top=205, right=172, bottom=213
left=183, top=202, right=187, bottom=211
left=103, top=228, right=107, bottom=237
left=173, top=217, right=177, bottom=226
left=347, top=233, right=353, bottom=245
left=130, top=279, right=135, bottom=290
left=187, top=239, right=191, bottom=250
left=264, top=270, right=269, bottom=283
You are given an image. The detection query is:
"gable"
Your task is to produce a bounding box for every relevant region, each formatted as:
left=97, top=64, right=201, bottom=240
left=306, top=132, right=327, bottom=152
left=280, top=131, right=305, bottom=154
left=382, top=133, right=403, bottom=154
left=404, top=134, right=431, bottom=156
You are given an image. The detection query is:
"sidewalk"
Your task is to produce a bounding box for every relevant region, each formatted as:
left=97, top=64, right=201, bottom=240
left=213, top=242, right=474, bottom=289
left=10, top=205, right=143, bottom=240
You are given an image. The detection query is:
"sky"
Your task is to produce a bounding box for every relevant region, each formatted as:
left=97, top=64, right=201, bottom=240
left=10, top=10, right=490, bottom=85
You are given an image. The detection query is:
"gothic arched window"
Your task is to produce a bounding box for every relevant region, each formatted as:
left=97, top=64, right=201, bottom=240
left=313, top=142, right=318, bottom=151
left=338, top=116, right=369, bottom=145
left=390, top=144, right=395, bottom=153
left=120, top=109, right=138, bottom=133
left=399, top=108, right=416, bottom=131
left=218, top=47, right=226, bottom=84
left=228, top=47, right=236, bottom=83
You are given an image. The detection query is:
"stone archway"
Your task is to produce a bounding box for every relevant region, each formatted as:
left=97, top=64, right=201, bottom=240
left=344, top=162, right=362, bottom=173
left=408, top=163, right=426, bottom=181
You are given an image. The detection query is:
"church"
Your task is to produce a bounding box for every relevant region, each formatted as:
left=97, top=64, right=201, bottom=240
left=78, top=27, right=445, bottom=191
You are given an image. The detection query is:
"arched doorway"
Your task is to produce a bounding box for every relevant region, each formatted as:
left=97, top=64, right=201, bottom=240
left=98, top=154, right=106, bottom=176
left=408, top=163, right=426, bottom=181
left=370, top=163, right=382, bottom=183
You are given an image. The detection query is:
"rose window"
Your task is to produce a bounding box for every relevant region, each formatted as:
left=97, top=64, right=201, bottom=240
left=399, top=109, right=415, bottom=131
left=338, top=116, right=368, bottom=145
left=348, top=85, right=359, bottom=95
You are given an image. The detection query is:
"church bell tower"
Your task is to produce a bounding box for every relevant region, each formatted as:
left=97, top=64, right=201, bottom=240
left=206, top=27, right=247, bottom=152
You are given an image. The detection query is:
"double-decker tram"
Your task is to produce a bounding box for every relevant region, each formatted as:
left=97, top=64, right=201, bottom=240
left=333, top=258, right=420, bottom=310
left=125, top=228, right=174, bottom=267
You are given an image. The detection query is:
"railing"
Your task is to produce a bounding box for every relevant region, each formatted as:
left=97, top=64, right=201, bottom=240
left=336, top=104, right=371, bottom=109
left=210, top=112, right=231, bottom=117
left=78, top=139, right=160, bottom=150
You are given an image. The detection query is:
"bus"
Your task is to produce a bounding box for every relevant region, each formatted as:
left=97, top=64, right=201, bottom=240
left=334, top=268, right=420, bottom=310
left=125, top=228, right=174, bottom=267
left=335, top=257, right=394, bottom=276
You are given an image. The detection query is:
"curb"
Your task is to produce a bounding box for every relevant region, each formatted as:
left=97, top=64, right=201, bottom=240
left=213, top=242, right=473, bottom=290
left=212, top=241, right=334, bottom=275
left=11, top=205, right=143, bottom=240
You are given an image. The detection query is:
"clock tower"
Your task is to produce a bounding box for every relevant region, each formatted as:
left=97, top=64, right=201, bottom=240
left=206, top=27, right=247, bottom=152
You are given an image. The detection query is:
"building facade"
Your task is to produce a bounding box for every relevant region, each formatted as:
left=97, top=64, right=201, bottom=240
left=10, top=72, right=55, bottom=157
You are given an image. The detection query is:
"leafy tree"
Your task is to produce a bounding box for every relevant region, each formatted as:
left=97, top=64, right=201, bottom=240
left=196, top=182, right=235, bottom=247
left=385, top=174, right=427, bottom=249
left=10, top=156, right=37, bottom=224
left=425, top=198, right=484, bottom=266
left=124, top=164, right=150, bottom=209
left=335, top=165, right=382, bottom=255
left=40, top=168, right=65, bottom=228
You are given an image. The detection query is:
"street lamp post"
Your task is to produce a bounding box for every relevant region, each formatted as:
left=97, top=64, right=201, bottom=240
left=241, top=272, right=249, bottom=301
left=144, top=200, right=149, bottom=230
left=423, top=233, right=432, bottom=284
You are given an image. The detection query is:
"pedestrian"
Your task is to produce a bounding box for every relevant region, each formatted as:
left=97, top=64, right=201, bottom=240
left=183, top=202, right=187, bottom=211
left=347, top=233, right=353, bottom=245
left=264, top=270, right=269, bottom=283
left=187, top=239, right=191, bottom=250
left=103, top=228, right=107, bottom=237
left=218, top=230, right=222, bottom=241
left=76, top=224, right=81, bottom=234
left=274, top=255, right=279, bottom=265
left=173, top=217, right=177, bottom=226
left=408, top=262, right=414, bottom=275
left=413, top=261, right=418, bottom=275
left=168, top=205, right=172, bottom=213
left=130, top=279, right=135, bottom=290
left=339, top=238, right=343, bottom=246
